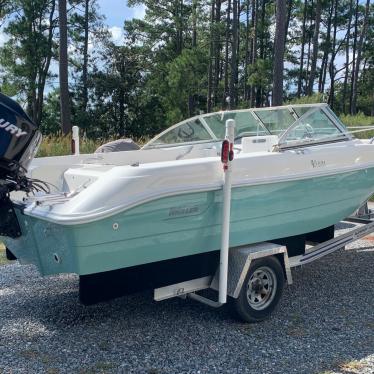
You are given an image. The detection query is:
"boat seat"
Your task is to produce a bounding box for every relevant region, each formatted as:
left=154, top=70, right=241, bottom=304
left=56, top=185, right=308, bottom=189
left=241, top=135, right=278, bottom=153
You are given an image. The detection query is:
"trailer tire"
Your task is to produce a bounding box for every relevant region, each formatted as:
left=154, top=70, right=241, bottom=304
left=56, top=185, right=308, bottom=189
left=231, top=256, right=284, bottom=323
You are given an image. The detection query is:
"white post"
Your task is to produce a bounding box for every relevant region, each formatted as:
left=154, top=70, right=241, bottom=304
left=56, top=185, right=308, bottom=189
left=219, top=119, right=235, bottom=304
left=72, top=126, right=80, bottom=155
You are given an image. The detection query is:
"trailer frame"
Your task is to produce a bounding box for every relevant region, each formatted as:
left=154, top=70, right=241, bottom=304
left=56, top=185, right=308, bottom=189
left=154, top=217, right=374, bottom=321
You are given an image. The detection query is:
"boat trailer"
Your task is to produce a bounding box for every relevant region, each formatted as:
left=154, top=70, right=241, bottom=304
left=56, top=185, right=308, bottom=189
left=153, top=120, right=374, bottom=322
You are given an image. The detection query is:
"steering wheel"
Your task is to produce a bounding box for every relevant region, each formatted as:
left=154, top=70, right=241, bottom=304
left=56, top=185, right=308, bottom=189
left=178, top=123, right=195, bottom=140
left=304, top=124, right=314, bottom=135
left=294, top=123, right=315, bottom=139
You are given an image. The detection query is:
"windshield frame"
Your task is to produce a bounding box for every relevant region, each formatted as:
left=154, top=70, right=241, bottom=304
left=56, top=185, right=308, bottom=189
left=142, top=104, right=350, bottom=150
left=142, top=115, right=217, bottom=149
left=277, top=105, right=351, bottom=150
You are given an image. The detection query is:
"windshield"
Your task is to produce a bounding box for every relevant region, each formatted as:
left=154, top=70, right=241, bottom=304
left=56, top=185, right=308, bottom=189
left=150, top=118, right=213, bottom=146
left=278, top=107, right=347, bottom=147
left=203, top=111, right=269, bottom=139
left=143, top=104, right=348, bottom=149
left=253, top=108, right=295, bottom=134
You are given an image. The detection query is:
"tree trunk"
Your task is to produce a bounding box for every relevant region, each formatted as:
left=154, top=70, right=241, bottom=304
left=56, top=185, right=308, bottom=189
left=256, top=0, right=266, bottom=106
left=175, top=0, right=184, bottom=54
left=307, top=0, right=321, bottom=96
left=349, top=0, right=359, bottom=113
left=58, top=0, right=72, bottom=135
left=192, top=0, right=197, bottom=47
left=250, top=0, right=257, bottom=106
left=35, top=0, right=56, bottom=126
left=244, top=0, right=250, bottom=100
left=207, top=0, right=215, bottom=112
left=297, top=0, right=307, bottom=98
left=213, top=0, right=221, bottom=106
left=82, top=0, right=89, bottom=111
left=272, top=0, right=286, bottom=106
left=342, top=0, right=353, bottom=114
left=236, top=0, right=240, bottom=104
left=328, top=0, right=338, bottom=109
left=223, top=0, right=231, bottom=108
left=305, top=0, right=313, bottom=91
left=351, top=0, right=370, bottom=115
left=318, top=0, right=334, bottom=93
left=284, top=0, right=293, bottom=49
left=229, top=0, right=238, bottom=109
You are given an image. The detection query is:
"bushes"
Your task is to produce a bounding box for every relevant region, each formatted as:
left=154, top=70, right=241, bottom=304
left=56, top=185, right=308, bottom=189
left=340, top=113, right=374, bottom=139
left=37, top=136, right=103, bottom=157
left=36, top=135, right=147, bottom=157
left=340, top=113, right=374, bottom=127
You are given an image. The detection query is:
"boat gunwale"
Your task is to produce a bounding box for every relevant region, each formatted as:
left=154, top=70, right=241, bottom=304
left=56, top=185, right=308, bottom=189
left=21, top=160, right=374, bottom=226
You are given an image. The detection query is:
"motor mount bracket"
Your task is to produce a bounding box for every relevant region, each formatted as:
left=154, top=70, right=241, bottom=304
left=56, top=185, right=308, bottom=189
left=0, top=193, right=21, bottom=238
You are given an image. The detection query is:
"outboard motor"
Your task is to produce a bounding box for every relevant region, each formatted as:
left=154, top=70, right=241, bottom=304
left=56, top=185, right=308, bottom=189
left=0, top=93, right=42, bottom=238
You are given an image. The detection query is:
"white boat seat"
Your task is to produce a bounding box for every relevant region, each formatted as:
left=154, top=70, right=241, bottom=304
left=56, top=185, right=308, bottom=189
left=241, top=135, right=279, bottom=153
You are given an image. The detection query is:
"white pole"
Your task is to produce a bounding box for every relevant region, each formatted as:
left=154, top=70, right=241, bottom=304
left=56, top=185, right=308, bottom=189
left=72, top=126, right=80, bottom=155
left=219, top=119, right=235, bottom=304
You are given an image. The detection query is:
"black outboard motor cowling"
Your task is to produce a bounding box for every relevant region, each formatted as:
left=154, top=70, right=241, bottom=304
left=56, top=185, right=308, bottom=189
left=0, top=93, right=41, bottom=181
left=0, top=93, right=42, bottom=238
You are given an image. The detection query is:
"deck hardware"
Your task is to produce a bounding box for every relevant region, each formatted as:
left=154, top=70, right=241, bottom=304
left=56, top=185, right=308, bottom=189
left=112, top=223, right=119, bottom=230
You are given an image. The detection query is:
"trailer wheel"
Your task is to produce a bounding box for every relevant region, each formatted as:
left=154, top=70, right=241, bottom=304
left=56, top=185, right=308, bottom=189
left=231, top=256, right=284, bottom=323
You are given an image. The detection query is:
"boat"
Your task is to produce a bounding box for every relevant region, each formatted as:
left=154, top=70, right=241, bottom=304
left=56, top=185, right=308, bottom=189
left=1, top=94, right=374, bottom=303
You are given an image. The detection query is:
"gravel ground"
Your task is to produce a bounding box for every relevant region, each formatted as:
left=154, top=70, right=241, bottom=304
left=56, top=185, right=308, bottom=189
left=0, top=222, right=373, bottom=374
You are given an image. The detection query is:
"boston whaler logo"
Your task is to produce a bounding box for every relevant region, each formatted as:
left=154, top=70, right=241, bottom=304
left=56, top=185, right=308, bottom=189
left=311, top=159, right=326, bottom=168
left=169, top=206, right=200, bottom=217
left=0, top=118, right=28, bottom=138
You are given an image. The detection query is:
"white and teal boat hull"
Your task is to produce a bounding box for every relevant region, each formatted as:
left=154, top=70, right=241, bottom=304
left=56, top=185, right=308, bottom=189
left=4, top=166, right=374, bottom=276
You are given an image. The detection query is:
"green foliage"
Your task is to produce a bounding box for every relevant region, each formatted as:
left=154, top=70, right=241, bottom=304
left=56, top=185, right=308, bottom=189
left=0, top=243, right=9, bottom=266
left=87, top=42, right=161, bottom=138
left=0, top=0, right=57, bottom=124
left=247, top=59, right=273, bottom=93
left=36, top=134, right=149, bottom=157
left=166, top=48, right=208, bottom=122
left=41, top=89, right=61, bottom=134
left=340, top=113, right=374, bottom=127
left=0, top=0, right=373, bottom=139
left=37, top=135, right=101, bottom=157
left=288, top=93, right=327, bottom=105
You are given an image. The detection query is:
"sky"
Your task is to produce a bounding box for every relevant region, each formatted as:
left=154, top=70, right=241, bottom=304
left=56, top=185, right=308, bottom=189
left=97, top=0, right=146, bottom=26
left=0, top=1, right=146, bottom=93
left=0, top=1, right=146, bottom=48
left=96, top=0, right=146, bottom=44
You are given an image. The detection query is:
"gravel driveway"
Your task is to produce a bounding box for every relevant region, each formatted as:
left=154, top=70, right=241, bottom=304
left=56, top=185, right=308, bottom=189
left=0, top=223, right=373, bottom=374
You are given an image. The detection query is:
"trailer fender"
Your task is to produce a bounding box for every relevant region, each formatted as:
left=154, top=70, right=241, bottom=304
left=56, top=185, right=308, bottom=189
left=210, top=242, right=293, bottom=299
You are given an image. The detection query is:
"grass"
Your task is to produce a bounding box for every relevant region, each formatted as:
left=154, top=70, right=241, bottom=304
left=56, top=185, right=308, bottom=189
left=340, top=112, right=374, bottom=139
left=338, top=359, right=367, bottom=373
left=37, top=135, right=103, bottom=157
left=0, top=243, right=9, bottom=266
left=317, top=359, right=369, bottom=374
left=37, top=135, right=149, bottom=157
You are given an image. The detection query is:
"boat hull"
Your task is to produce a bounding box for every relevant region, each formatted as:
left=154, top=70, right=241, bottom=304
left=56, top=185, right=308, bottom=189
left=3, top=167, right=374, bottom=276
